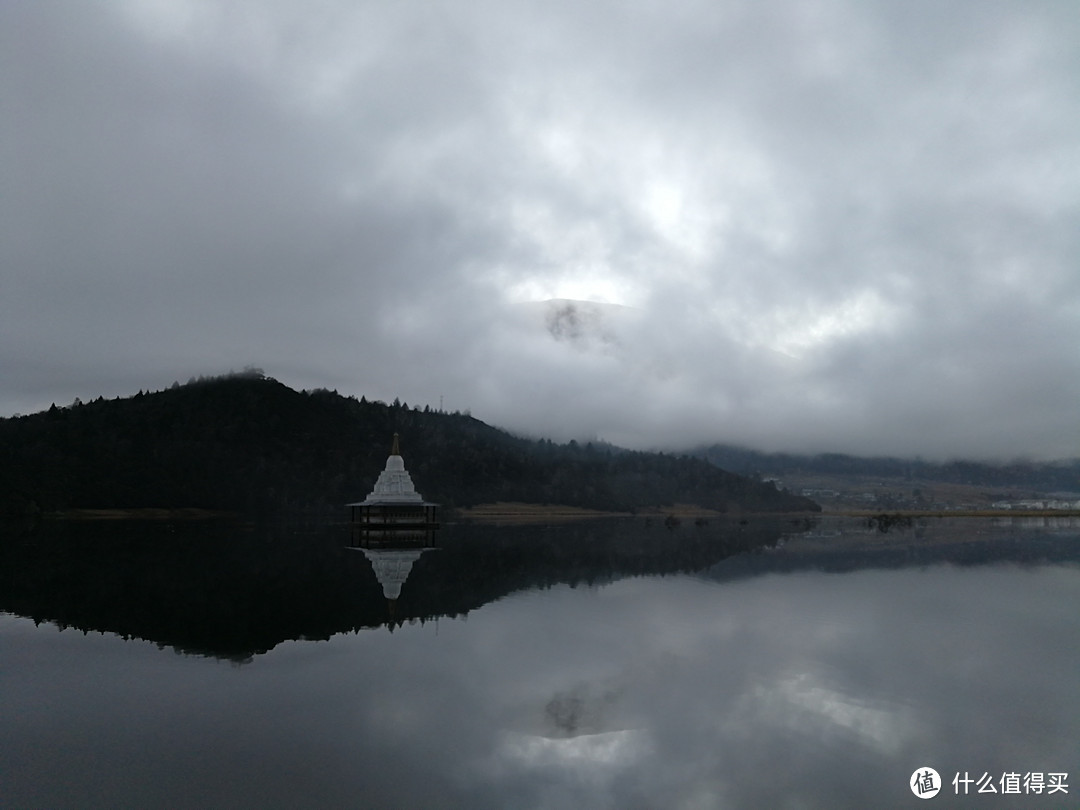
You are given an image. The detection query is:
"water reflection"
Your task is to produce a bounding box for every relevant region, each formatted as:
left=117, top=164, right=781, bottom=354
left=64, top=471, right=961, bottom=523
left=0, top=517, right=1077, bottom=809
left=1, top=515, right=1078, bottom=659
left=350, top=531, right=438, bottom=622
left=357, top=546, right=433, bottom=600
left=0, top=517, right=790, bottom=656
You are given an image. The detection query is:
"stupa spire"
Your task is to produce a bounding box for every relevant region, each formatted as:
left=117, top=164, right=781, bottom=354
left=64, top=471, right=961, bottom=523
left=391, top=432, right=400, bottom=456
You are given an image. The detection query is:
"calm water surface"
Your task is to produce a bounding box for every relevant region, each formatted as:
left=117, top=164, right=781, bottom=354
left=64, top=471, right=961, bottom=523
left=1, top=516, right=1077, bottom=809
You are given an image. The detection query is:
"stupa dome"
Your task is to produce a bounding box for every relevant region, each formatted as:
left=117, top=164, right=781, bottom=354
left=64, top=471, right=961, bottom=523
left=361, top=433, right=424, bottom=504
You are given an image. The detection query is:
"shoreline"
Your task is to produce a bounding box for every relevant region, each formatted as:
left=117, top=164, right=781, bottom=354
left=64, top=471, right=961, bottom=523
left=48, top=508, right=238, bottom=521
left=456, top=502, right=818, bottom=525
left=29, top=504, right=1080, bottom=524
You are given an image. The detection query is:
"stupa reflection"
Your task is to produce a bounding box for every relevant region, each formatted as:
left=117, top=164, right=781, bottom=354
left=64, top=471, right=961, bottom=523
left=356, top=545, right=431, bottom=600
left=349, top=531, right=439, bottom=623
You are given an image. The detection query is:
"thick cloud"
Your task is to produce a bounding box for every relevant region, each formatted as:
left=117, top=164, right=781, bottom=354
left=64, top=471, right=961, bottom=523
left=3, top=0, right=1077, bottom=459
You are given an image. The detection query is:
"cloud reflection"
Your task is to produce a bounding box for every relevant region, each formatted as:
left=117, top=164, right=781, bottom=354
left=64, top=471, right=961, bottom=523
left=2, top=564, right=1078, bottom=808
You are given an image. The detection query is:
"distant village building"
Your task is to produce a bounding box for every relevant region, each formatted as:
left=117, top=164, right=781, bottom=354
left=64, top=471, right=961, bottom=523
left=992, top=498, right=1080, bottom=511
left=348, top=434, right=439, bottom=528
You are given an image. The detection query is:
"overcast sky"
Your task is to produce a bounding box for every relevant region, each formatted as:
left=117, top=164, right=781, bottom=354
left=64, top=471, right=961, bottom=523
left=3, top=0, right=1078, bottom=460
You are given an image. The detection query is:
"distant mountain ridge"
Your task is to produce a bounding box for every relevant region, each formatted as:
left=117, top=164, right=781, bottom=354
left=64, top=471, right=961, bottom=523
left=692, top=444, right=1080, bottom=495
left=0, top=373, right=817, bottom=516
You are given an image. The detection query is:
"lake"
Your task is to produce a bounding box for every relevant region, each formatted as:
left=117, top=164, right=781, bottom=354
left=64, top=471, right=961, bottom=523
left=1, top=515, right=1077, bottom=808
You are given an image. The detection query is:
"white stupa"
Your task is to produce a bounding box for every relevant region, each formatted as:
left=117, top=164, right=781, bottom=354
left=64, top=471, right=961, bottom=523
left=348, top=434, right=439, bottom=527
left=362, top=433, right=423, bottom=504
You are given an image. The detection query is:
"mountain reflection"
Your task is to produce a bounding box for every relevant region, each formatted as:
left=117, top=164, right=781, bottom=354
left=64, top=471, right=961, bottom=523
left=0, top=517, right=783, bottom=659
left=1, top=515, right=1077, bottom=661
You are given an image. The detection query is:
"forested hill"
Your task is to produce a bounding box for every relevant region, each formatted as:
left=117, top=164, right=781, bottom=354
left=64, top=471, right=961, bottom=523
left=0, top=374, right=818, bottom=517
